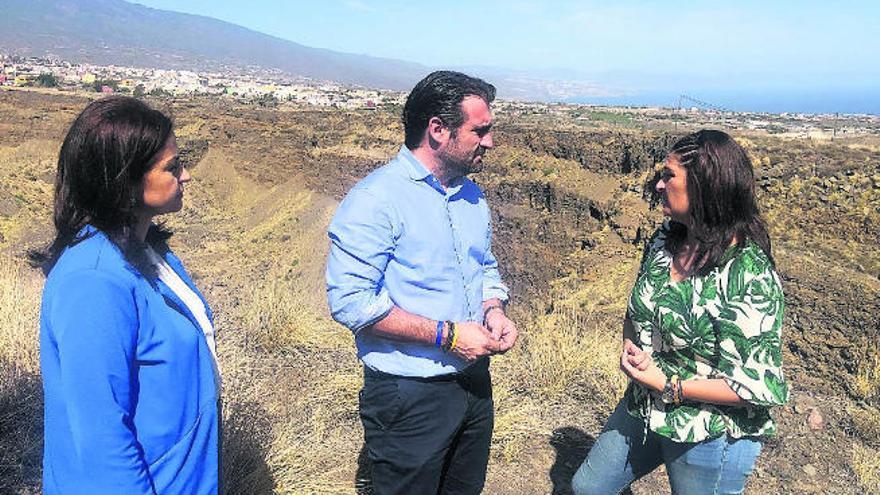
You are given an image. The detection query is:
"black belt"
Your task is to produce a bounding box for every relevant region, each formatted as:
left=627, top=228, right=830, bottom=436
left=364, top=357, right=489, bottom=383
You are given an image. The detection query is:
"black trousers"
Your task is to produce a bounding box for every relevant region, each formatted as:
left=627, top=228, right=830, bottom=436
left=359, top=359, right=494, bottom=495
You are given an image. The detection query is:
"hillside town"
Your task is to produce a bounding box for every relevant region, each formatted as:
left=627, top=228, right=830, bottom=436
left=2, top=52, right=879, bottom=140
left=0, top=53, right=405, bottom=109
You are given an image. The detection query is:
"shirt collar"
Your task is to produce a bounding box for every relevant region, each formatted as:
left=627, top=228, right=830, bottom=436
left=396, top=145, right=466, bottom=195
left=397, top=145, right=432, bottom=181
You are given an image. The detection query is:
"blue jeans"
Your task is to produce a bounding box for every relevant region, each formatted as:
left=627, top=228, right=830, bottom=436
left=572, top=401, right=762, bottom=495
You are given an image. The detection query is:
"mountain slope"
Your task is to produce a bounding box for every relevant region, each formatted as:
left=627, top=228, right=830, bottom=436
left=0, top=0, right=428, bottom=89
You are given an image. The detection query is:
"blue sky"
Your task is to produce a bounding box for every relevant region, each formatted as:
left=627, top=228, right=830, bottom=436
left=130, top=0, right=880, bottom=111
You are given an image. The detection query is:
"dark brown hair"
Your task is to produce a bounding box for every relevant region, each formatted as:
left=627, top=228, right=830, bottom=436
left=403, top=71, right=495, bottom=149
left=665, top=129, right=773, bottom=274
left=31, top=96, right=173, bottom=275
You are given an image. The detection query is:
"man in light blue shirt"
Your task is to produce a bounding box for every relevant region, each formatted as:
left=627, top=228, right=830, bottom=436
left=326, top=71, right=517, bottom=494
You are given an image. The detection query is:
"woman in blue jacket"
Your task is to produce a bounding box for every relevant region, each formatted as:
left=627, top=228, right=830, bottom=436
left=36, top=96, right=220, bottom=494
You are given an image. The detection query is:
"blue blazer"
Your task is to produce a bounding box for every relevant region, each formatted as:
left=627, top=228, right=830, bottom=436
left=40, top=227, right=219, bottom=494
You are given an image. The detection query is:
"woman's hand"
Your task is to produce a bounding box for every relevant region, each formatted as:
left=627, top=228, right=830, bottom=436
left=620, top=339, right=667, bottom=393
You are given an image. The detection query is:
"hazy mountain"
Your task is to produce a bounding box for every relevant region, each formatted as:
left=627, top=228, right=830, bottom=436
left=0, top=0, right=613, bottom=100
left=0, top=0, right=429, bottom=89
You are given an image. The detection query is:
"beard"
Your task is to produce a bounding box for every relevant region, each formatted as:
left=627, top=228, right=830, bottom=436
left=440, top=141, right=485, bottom=177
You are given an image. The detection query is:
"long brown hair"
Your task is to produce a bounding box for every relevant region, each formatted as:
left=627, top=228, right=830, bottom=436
left=30, top=96, right=173, bottom=275
left=664, top=129, right=773, bottom=275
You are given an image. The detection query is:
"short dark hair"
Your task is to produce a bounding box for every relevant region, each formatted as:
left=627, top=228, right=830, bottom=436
left=403, top=71, right=496, bottom=149
left=665, top=129, right=774, bottom=274
left=32, top=96, right=174, bottom=275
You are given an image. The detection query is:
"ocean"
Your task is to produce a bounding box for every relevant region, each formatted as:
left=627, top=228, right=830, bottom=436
left=569, top=88, right=880, bottom=116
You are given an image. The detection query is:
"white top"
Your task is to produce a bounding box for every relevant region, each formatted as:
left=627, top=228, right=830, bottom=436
left=146, top=246, right=221, bottom=390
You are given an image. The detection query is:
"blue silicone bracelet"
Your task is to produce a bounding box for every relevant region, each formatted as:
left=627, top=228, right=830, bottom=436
left=435, top=320, right=444, bottom=347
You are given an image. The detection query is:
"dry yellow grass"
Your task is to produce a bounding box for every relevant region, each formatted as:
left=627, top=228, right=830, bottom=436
left=0, top=96, right=60, bottom=492
left=507, top=242, right=637, bottom=402
left=485, top=245, right=638, bottom=471
left=0, top=255, right=42, bottom=374
left=0, top=255, right=44, bottom=492
left=243, top=274, right=337, bottom=351
left=853, top=441, right=880, bottom=492
left=489, top=388, right=547, bottom=462
left=513, top=305, right=625, bottom=403
left=207, top=170, right=344, bottom=352
left=169, top=136, right=369, bottom=492
left=850, top=405, right=880, bottom=446
left=854, top=351, right=880, bottom=401
left=0, top=142, right=55, bottom=245
left=263, top=370, right=363, bottom=494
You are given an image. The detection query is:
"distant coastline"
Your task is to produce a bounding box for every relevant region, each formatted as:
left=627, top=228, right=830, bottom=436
left=568, top=88, right=880, bottom=117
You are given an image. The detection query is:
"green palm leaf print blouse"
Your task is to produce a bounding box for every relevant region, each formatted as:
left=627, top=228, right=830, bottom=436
left=624, top=221, right=789, bottom=442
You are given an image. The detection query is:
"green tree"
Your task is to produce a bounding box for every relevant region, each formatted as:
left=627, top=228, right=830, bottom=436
left=148, top=87, right=172, bottom=97
left=255, top=93, right=278, bottom=108
left=35, top=73, right=58, bottom=87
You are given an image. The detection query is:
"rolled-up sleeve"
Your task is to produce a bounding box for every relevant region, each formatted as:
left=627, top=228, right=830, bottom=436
left=713, top=266, right=788, bottom=407
left=326, top=188, right=396, bottom=332
left=481, top=225, right=509, bottom=302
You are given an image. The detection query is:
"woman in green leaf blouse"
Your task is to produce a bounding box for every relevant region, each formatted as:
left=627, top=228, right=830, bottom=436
left=572, top=130, right=788, bottom=495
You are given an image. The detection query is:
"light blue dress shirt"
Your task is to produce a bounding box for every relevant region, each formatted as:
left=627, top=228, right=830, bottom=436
left=326, top=146, right=509, bottom=377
